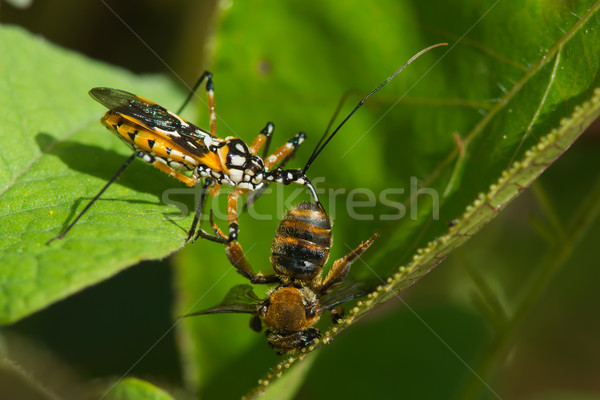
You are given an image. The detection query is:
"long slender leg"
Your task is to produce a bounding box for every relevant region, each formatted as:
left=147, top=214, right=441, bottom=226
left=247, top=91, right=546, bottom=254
left=205, top=74, right=217, bottom=137
left=178, top=72, right=224, bottom=243
left=263, top=132, right=320, bottom=205
left=248, top=122, right=274, bottom=156
left=260, top=125, right=274, bottom=159
left=187, top=178, right=212, bottom=240
left=128, top=152, right=225, bottom=243
left=176, top=72, right=216, bottom=137
left=208, top=209, right=227, bottom=239
left=263, top=132, right=306, bottom=169
left=47, top=152, right=140, bottom=244
left=244, top=131, right=306, bottom=210
left=225, top=186, right=249, bottom=242
left=187, top=178, right=227, bottom=244
left=208, top=210, right=279, bottom=284
left=226, top=242, right=280, bottom=283
left=319, top=233, right=378, bottom=295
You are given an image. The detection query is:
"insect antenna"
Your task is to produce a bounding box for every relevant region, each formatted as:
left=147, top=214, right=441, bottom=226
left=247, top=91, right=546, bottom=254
left=302, top=42, right=447, bottom=174
left=309, top=88, right=366, bottom=165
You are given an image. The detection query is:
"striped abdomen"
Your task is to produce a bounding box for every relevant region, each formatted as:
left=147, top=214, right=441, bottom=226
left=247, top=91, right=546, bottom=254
left=271, top=202, right=332, bottom=281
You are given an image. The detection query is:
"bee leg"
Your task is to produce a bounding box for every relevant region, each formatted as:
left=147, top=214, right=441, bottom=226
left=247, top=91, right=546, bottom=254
left=249, top=315, right=263, bottom=332
left=319, top=233, right=378, bottom=295
left=223, top=236, right=279, bottom=284
left=188, top=178, right=227, bottom=244
left=221, top=190, right=278, bottom=282
left=329, top=306, right=345, bottom=324
left=267, top=329, right=321, bottom=354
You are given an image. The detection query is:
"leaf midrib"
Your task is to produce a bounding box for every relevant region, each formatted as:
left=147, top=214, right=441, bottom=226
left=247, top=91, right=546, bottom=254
left=423, top=1, right=600, bottom=194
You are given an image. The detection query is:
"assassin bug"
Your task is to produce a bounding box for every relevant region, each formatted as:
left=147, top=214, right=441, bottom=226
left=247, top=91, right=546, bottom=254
left=187, top=202, right=377, bottom=353
left=48, top=72, right=316, bottom=244
left=47, top=43, right=446, bottom=245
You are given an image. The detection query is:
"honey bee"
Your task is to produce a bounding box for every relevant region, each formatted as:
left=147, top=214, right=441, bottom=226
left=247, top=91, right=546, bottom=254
left=187, top=201, right=377, bottom=353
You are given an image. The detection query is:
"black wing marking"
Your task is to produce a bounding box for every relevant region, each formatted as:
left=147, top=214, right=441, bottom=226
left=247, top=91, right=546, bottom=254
left=89, top=87, right=214, bottom=141
left=319, top=281, right=374, bottom=313
left=184, top=284, right=263, bottom=316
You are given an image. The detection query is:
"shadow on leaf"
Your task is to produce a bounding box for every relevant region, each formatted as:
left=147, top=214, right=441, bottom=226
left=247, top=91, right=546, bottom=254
left=36, top=132, right=196, bottom=203
left=36, top=132, right=197, bottom=235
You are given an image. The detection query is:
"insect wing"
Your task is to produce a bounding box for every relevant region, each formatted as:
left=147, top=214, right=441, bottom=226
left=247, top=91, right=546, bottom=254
left=89, top=87, right=153, bottom=108
left=89, top=87, right=216, bottom=159
left=319, top=281, right=373, bottom=313
left=90, top=87, right=187, bottom=131
left=90, top=87, right=212, bottom=138
left=185, top=284, right=262, bottom=316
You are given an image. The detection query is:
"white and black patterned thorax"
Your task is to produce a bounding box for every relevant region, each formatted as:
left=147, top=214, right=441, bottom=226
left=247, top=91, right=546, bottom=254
left=193, top=137, right=267, bottom=190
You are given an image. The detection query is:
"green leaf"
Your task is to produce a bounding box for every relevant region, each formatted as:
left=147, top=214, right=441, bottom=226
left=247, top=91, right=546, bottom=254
left=171, top=0, right=600, bottom=396
left=0, top=26, right=193, bottom=323
left=1, top=0, right=599, bottom=396
left=103, top=377, right=175, bottom=400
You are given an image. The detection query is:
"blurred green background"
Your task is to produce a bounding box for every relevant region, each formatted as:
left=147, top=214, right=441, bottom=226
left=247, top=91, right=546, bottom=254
left=1, top=1, right=600, bottom=399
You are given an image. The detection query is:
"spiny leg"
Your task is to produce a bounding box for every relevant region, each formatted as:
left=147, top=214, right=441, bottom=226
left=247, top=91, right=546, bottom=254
left=319, top=233, right=378, bottom=295
left=187, top=178, right=227, bottom=244
left=47, top=151, right=139, bottom=244
left=177, top=71, right=217, bottom=137
left=208, top=210, right=279, bottom=284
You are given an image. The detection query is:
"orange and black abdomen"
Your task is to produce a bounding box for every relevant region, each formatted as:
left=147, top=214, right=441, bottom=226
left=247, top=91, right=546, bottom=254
left=271, top=202, right=332, bottom=281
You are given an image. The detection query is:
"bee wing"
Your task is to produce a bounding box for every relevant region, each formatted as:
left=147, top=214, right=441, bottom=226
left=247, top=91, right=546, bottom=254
left=184, top=284, right=263, bottom=316
left=319, top=281, right=374, bottom=313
